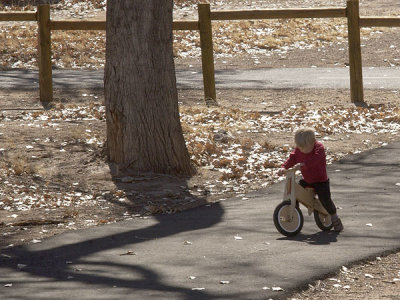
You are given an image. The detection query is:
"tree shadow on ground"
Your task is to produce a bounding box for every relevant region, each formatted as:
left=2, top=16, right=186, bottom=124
left=0, top=169, right=225, bottom=299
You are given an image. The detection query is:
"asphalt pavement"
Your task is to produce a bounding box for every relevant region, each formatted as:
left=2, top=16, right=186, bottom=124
left=1, top=141, right=400, bottom=299
left=0, top=66, right=400, bottom=90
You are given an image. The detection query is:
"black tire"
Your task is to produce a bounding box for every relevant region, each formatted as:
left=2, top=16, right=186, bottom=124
left=273, top=200, right=304, bottom=237
left=314, top=210, right=333, bottom=231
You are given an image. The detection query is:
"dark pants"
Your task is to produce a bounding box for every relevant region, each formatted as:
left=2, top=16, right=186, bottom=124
left=299, top=179, right=337, bottom=215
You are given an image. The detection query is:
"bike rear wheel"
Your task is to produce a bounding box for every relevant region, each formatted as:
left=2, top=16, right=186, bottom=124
left=314, top=210, right=333, bottom=231
left=273, top=200, right=304, bottom=237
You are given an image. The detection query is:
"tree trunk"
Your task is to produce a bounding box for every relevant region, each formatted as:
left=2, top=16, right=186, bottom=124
left=105, top=0, right=194, bottom=176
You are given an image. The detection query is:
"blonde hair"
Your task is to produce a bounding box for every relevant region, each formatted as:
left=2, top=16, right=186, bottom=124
left=294, top=127, right=316, bottom=148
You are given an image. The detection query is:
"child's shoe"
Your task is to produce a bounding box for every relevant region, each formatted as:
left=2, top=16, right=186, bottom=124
left=331, top=215, right=344, bottom=232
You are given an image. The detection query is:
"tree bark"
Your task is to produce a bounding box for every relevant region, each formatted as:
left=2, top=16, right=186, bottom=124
left=105, top=0, right=194, bottom=176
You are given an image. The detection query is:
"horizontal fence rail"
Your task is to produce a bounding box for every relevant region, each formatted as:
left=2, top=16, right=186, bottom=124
left=50, top=20, right=199, bottom=31
left=210, top=8, right=347, bottom=20
left=360, top=17, right=400, bottom=27
left=51, top=20, right=105, bottom=30
left=173, top=20, right=199, bottom=31
left=1, top=1, right=400, bottom=103
left=0, top=11, right=36, bottom=21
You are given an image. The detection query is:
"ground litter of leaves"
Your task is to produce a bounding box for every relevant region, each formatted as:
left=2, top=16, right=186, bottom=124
left=1, top=96, right=399, bottom=212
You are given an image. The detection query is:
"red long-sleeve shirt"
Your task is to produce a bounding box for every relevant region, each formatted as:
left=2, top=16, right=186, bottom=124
left=282, top=141, right=328, bottom=183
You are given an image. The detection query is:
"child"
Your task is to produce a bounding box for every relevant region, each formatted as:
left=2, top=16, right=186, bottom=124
left=278, top=127, right=343, bottom=232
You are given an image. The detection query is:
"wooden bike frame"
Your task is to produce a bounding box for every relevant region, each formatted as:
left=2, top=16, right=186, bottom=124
left=283, top=168, right=329, bottom=220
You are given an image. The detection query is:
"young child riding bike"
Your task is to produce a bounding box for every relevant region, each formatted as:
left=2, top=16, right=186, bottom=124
left=278, top=127, right=344, bottom=232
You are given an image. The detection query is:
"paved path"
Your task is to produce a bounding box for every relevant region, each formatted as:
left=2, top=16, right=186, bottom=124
left=0, top=67, right=399, bottom=90
left=1, top=142, right=400, bottom=299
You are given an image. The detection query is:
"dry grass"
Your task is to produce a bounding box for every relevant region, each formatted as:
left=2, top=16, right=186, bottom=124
left=0, top=1, right=35, bottom=11
left=0, top=0, right=106, bottom=10
left=0, top=24, right=38, bottom=69
left=51, top=30, right=106, bottom=69
left=3, top=151, right=39, bottom=176
left=67, top=126, right=88, bottom=141
left=0, top=138, right=39, bottom=176
left=210, top=17, right=360, bottom=55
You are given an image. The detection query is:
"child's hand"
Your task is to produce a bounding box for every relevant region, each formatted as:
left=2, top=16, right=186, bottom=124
left=277, top=168, right=287, bottom=176
left=294, top=163, right=304, bottom=171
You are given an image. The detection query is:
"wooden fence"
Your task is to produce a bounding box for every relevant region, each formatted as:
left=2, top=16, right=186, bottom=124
left=1, top=0, right=400, bottom=103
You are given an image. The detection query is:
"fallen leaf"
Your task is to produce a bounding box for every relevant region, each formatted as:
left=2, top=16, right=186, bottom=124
left=343, top=285, right=351, bottom=289
left=120, top=251, right=136, bottom=256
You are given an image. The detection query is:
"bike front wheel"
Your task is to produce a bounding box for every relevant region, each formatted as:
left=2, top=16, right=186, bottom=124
left=273, top=200, right=304, bottom=237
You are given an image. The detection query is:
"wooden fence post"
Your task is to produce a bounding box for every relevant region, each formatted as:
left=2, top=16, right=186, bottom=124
left=198, top=3, right=217, bottom=103
left=37, top=4, right=53, bottom=102
left=347, top=0, right=364, bottom=103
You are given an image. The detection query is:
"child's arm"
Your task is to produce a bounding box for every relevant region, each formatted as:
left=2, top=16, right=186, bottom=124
left=278, top=162, right=303, bottom=175
left=281, top=149, right=298, bottom=170
left=278, top=149, right=298, bottom=175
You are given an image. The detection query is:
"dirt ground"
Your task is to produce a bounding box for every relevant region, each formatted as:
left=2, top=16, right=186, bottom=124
left=1, top=0, right=400, bottom=299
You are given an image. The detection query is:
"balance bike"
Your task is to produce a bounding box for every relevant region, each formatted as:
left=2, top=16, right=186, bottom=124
left=273, top=167, right=333, bottom=237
